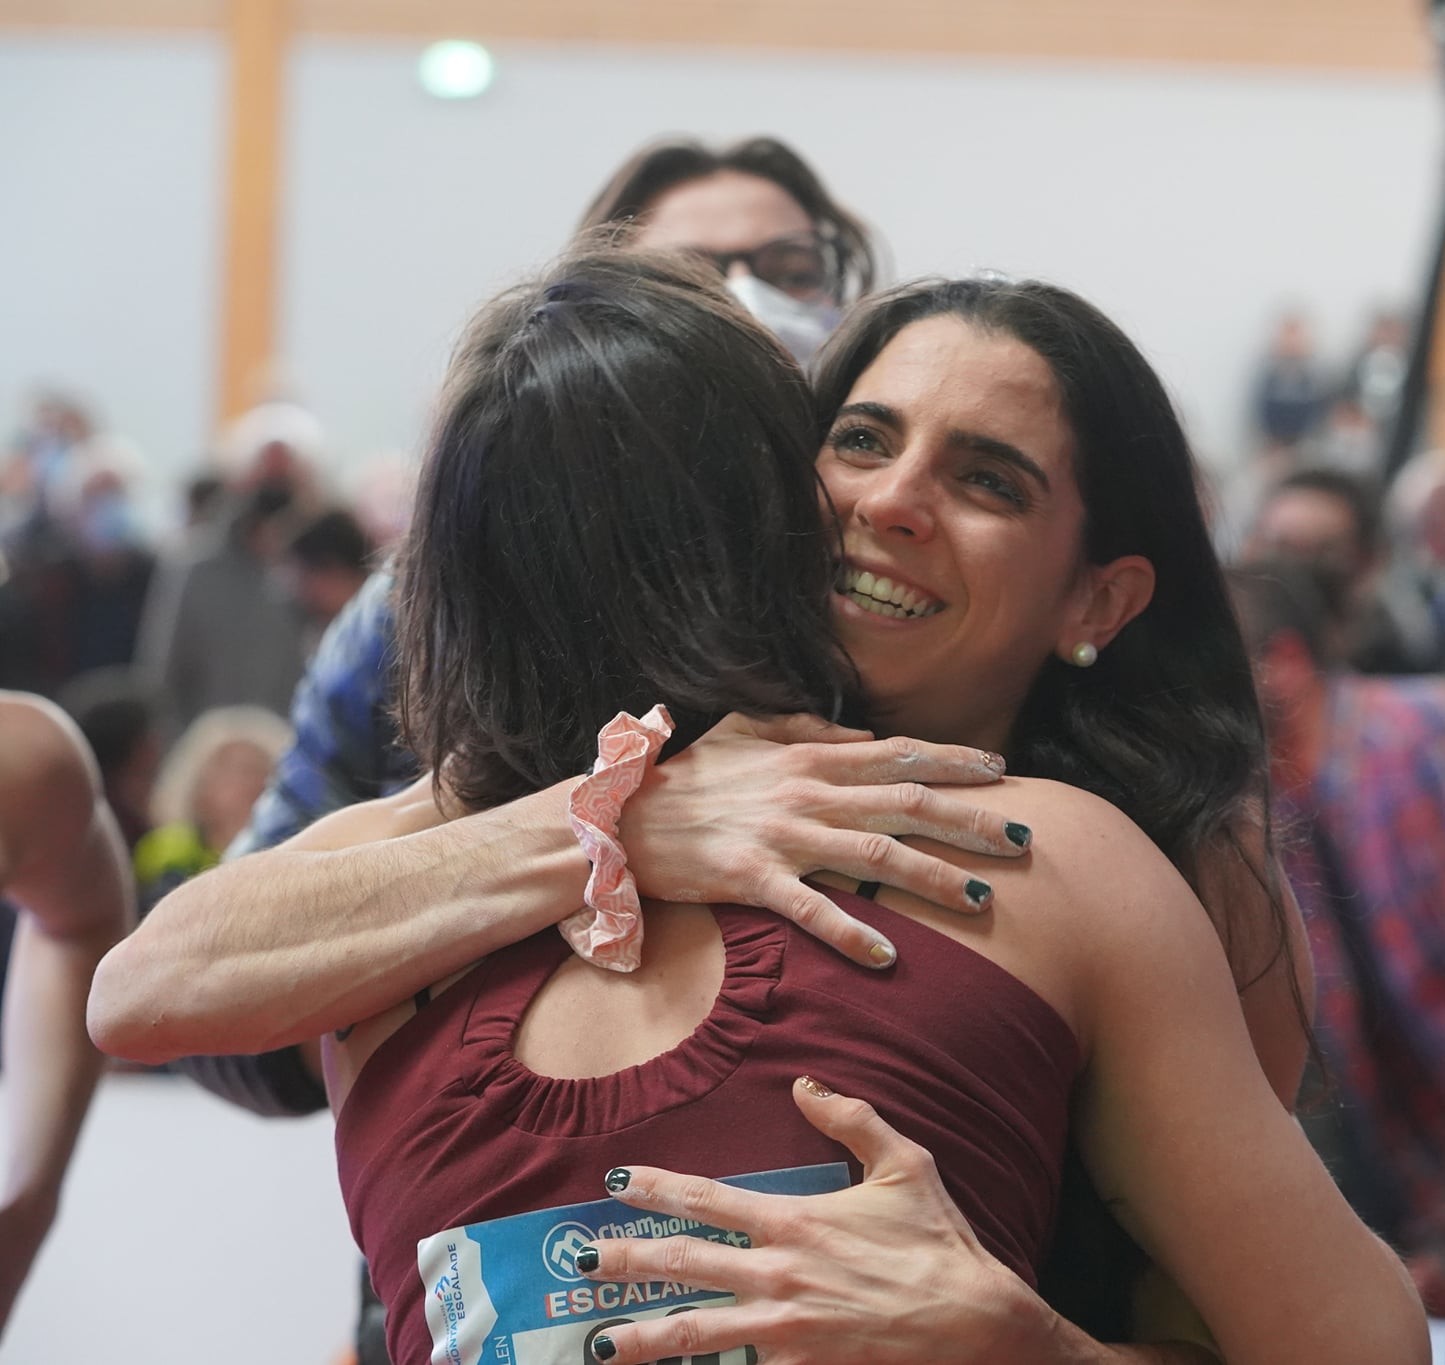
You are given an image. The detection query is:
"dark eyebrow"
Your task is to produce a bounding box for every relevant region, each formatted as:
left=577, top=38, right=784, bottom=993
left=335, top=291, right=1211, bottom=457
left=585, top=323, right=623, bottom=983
left=831, top=401, right=1051, bottom=493
left=834, top=400, right=899, bottom=428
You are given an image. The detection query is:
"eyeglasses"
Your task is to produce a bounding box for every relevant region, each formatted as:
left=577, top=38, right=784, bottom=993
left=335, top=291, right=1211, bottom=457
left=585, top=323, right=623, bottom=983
left=687, top=232, right=838, bottom=304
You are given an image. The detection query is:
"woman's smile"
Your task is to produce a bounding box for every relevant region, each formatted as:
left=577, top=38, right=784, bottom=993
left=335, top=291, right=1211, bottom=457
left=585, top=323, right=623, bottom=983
left=835, top=560, right=946, bottom=621
left=817, top=315, right=1087, bottom=743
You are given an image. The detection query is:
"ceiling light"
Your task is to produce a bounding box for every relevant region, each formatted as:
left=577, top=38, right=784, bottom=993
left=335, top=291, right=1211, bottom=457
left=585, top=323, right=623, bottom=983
left=418, top=41, right=495, bottom=100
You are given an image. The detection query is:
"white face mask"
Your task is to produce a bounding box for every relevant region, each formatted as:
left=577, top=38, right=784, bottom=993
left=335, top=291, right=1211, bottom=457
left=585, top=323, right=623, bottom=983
left=726, top=273, right=842, bottom=368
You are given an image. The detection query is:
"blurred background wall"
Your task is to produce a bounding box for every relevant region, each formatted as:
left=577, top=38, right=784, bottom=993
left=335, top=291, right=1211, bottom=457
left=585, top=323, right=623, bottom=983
left=2, top=5, right=1440, bottom=523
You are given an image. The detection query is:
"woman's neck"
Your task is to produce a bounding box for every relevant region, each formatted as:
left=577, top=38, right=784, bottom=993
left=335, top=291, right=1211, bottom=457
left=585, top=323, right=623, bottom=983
left=870, top=697, right=1016, bottom=756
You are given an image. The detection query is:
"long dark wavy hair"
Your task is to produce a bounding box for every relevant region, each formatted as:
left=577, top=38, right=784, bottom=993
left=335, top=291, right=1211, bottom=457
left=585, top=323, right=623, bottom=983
left=396, top=244, right=854, bottom=810
left=577, top=136, right=877, bottom=305
left=813, top=276, right=1309, bottom=1337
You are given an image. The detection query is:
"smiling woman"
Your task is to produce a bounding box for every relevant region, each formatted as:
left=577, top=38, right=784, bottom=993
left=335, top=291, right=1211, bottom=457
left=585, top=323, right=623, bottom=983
left=812, top=279, right=1255, bottom=905
left=818, top=312, right=1152, bottom=751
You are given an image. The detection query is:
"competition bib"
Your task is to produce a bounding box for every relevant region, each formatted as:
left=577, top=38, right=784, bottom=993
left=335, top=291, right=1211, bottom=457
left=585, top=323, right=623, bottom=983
left=417, top=1162, right=849, bottom=1365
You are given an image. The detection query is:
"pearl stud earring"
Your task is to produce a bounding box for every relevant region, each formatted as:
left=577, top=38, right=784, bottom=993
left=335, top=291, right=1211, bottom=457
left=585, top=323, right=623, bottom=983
left=1070, top=641, right=1098, bottom=668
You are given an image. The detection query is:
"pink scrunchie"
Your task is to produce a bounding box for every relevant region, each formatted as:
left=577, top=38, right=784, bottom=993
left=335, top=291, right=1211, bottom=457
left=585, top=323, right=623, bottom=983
left=561, top=704, right=675, bottom=971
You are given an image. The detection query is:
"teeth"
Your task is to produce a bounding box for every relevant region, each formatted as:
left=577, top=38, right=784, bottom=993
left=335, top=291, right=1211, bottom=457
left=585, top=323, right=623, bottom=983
left=852, top=596, right=897, bottom=618
left=839, top=566, right=942, bottom=620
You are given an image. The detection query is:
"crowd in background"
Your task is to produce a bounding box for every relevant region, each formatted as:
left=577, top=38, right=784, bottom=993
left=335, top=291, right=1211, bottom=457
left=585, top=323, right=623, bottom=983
left=0, top=394, right=406, bottom=912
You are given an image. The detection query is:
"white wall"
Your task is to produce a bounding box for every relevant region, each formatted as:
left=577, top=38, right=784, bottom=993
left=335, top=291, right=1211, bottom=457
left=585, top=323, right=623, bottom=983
left=3, top=32, right=1441, bottom=507
left=0, top=33, right=223, bottom=524
left=3, top=1073, right=358, bottom=1365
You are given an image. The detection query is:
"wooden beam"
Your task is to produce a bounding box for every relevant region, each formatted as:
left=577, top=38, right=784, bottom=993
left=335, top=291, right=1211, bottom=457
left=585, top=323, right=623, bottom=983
left=0, top=0, right=1432, bottom=74
left=216, top=0, right=288, bottom=423
left=296, top=0, right=1434, bottom=73
left=0, top=0, right=219, bottom=31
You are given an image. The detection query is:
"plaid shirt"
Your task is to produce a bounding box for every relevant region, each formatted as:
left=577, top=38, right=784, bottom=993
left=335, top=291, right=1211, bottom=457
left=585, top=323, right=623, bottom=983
left=230, top=568, right=416, bottom=857
left=1280, top=674, right=1445, bottom=1261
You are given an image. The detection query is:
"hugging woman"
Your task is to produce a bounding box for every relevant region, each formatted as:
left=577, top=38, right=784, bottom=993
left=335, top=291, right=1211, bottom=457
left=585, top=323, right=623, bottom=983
left=102, top=246, right=1423, bottom=1365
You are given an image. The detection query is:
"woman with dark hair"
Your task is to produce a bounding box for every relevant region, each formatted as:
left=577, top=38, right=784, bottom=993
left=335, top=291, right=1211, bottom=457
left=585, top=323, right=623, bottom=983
left=670, top=274, right=1313, bottom=1349
left=193, top=247, right=1423, bottom=1365
left=810, top=277, right=1306, bottom=1046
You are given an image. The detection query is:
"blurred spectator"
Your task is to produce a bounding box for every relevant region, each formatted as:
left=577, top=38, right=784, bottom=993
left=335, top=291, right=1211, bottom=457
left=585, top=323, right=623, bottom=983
left=0, top=434, right=156, bottom=697
left=1241, top=466, right=1443, bottom=674
left=133, top=705, right=290, bottom=912
left=1244, top=466, right=1381, bottom=581
left=183, top=473, right=228, bottom=535
left=285, top=509, right=373, bottom=635
left=48, top=438, right=157, bottom=677
left=216, top=400, right=326, bottom=513
left=137, top=479, right=309, bottom=737
left=1229, top=561, right=1445, bottom=1316
left=1384, top=452, right=1445, bottom=662
left=1251, top=310, right=1330, bottom=454
left=0, top=389, right=95, bottom=548
left=1314, top=379, right=1382, bottom=478
left=58, top=668, right=163, bottom=853
left=1344, top=307, right=1409, bottom=432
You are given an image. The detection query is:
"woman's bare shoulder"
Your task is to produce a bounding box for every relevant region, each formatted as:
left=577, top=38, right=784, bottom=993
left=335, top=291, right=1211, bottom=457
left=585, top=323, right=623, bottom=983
left=281, top=773, right=448, bottom=852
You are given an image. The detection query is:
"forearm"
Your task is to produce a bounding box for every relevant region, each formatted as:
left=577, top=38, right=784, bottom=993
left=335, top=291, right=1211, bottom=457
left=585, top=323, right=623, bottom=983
left=88, top=780, right=588, bottom=1061
left=1, top=916, right=114, bottom=1217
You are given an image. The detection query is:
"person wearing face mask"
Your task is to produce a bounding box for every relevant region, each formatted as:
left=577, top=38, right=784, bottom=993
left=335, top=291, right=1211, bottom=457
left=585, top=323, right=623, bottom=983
left=575, top=136, right=870, bottom=364
left=0, top=441, right=158, bottom=699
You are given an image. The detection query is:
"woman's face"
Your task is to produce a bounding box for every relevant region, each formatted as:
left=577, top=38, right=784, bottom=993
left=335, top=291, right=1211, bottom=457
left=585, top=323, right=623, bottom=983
left=818, top=315, right=1095, bottom=747
left=634, top=170, right=813, bottom=266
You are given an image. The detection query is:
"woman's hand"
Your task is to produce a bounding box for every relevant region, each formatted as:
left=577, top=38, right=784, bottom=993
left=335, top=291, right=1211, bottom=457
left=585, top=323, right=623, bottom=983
left=573, top=1079, right=1051, bottom=1365
left=621, top=713, right=1030, bottom=968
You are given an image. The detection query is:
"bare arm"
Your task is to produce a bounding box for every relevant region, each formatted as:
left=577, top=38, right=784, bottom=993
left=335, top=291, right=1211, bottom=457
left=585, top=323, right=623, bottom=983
left=88, top=775, right=579, bottom=1062
left=1071, top=796, right=1426, bottom=1365
left=88, top=715, right=1025, bottom=1062
left=0, top=696, right=133, bottom=1336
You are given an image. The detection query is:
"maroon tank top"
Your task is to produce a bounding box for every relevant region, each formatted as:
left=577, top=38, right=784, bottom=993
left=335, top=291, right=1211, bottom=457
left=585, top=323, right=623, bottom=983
left=336, top=890, right=1079, bottom=1365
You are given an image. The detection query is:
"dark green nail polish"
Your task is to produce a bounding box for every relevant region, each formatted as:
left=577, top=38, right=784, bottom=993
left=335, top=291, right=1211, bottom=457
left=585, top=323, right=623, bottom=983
left=1004, top=822, right=1032, bottom=849
left=604, top=1167, right=631, bottom=1193
left=965, top=878, right=992, bottom=907
left=575, top=1246, right=600, bottom=1273
left=592, top=1334, right=618, bottom=1361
